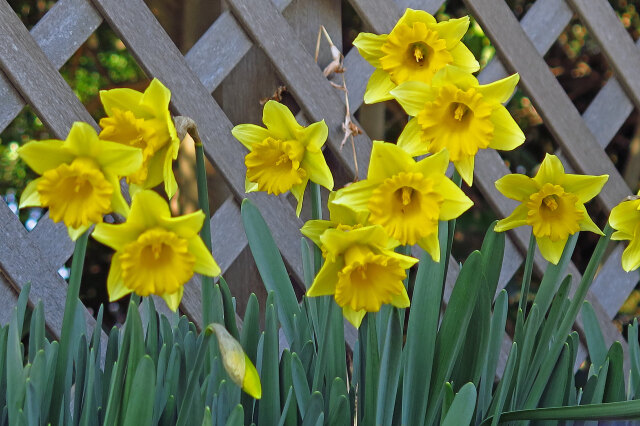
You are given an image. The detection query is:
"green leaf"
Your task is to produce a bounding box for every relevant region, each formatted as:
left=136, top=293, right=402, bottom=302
left=539, top=343, right=570, bottom=409
left=603, top=342, right=625, bottom=403
left=277, top=388, right=294, bottom=426
left=362, top=315, right=379, bottom=425
left=291, top=353, right=311, bottom=417
left=241, top=198, right=309, bottom=345
left=532, top=233, right=578, bottom=314
left=440, top=382, right=454, bottom=424
left=478, top=290, right=508, bottom=420
left=376, top=309, right=402, bottom=426
left=629, top=319, right=640, bottom=399
left=122, top=356, right=156, bottom=426
left=402, top=222, right=448, bottom=426
left=301, top=392, right=324, bottom=426
left=219, top=277, right=240, bottom=340
left=224, top=405, right=244, bottom=426
left=329, top=378, right=350, bottom=426
left=425, top=251, right=482, bottom=425
left=488, top=343, right=517, bottom=426
left=441, top=383, right=477, bottom=426
left=79, top=349, right=97, bottom=426
left=28, top=300, right=45, bottom=363
left=479, top=221, right=505, bottom=300
left=581, top=301, right=607, bottom=372
left=279, top=350, right=296, bottom=426
left=7, top=317, right=25, bottom=425
left=258, top=304, right=280, bottom=426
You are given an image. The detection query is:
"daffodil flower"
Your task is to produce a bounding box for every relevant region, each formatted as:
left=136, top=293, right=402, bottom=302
left=18, top=122, right=142, bottom=240
left=308, top=224, right=417, bottom=328
left=99, top=78, right=180, bottom=198
left=209, top=323, right=261, bottom=399
left=331, top=141, right=473, bottom=261
left=92, top=190, right=220, bottom=310
left=231, top=100, right=333, bottom=215
left=495, top=154, right=608, bottom=264
left=391, top=65, right=525, bottom=186
left=609, top=192, right=640, bottom=272
left=353, top=9, right=479, bottom=104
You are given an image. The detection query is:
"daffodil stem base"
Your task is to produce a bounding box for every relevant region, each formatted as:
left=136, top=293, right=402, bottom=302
left=520, top=230, right=536, bottom=316
left=195, top=141, right=214, bottom=326
left=52, top=230, right=89, bottom=420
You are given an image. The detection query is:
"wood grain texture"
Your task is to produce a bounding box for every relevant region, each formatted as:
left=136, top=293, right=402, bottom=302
left=0, top=200, right=103, bottom=344
left=465, top=0, right=630, bottom=213
left=0, top=272, right=18, bottom=326
left=569, top=0, right=640, bottom=111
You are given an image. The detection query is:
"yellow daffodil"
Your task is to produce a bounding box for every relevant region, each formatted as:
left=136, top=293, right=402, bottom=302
left=209, top=323, right=261, bottom=399
left=391, top=66, right=525, bottom=185
left=18, top=122, right=142, bottom=240
left=231, top=100, right=333, bottom=215
left=92, top=190, right=220, bottom=310
left=609, top=192, right=640, bottom=272
left=331, top=141, right=473, bottom=261
left=308, top=224, right=417, bottom=328
left=494, top=154, right=608, bottom=264
left=301, top=191, right=369, bottom=248
left=353, top=9, right=479, bottom=104
left=99, top=78, right=180, bottom=198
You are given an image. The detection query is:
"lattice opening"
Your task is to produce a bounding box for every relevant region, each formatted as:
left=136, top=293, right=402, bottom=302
left=545, top=18, right=613, bottom=115
left=9, top=0, right=57, bottom=29
left=605, top=109, right=640, bottom=193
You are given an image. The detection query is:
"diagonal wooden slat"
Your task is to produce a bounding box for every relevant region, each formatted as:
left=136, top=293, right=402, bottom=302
left=568, top=0, right=640, bottom=112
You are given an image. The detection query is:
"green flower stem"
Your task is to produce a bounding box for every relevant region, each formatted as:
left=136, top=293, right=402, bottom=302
left=195, top=139, right=214, bottom=327
left=443, top=169, right=462, bottom=286
left=519, top=230, right=536, bottom=317
left=310, top=182, right=323, bottom=273
left=51, top=230, right=89, bottom=422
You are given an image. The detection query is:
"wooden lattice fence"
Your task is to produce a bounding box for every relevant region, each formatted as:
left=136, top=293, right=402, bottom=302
left=0, top=0, right=638, bottom=374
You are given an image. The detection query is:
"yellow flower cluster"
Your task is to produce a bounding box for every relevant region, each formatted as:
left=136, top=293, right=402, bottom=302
left=18, top=79, right=220, bottom=310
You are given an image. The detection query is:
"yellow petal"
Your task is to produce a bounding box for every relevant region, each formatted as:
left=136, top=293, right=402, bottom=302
left=396, top=8, right=436, bottom=28
left=302, top=151, right=333, bottom=190
left=418, top=231, right=441, bottom=262
left=100, top=87, right=146, bottom=118
left=352, top=32, right=387, bottom=67
left=107, top=255, right=133, bottom=301
left=163, top=147, right=178, bottom=198
left=390, top=81, right=433, bottom=116
left=301, top=219, right=335, bottom=247
left=494, top=204, right=529, bottom=232
left=19, top=179, right=41, bottom=208
left=18, top=140, right=74, bottom=175
left=307, top=259, right=342, bottom=296
left=262, top=100, right=302, bottom=141
left=245, top=176, right=259, bottom=193
left=536, top=236, right=567, bottom=265
left=453, top=155, right=475, bottom=186
left=415, top=149, right=450, bottom=178
left=449, top=43, right=480, bottom=73
left=489, top=107, right=525, bottom=151
left=397, top=118, right=427, bottom=157
left=129, top=190, right=171, bottom=228
left=331, top=180, right=378, bottom=212
left=109, top=176, right=130, bottom=218
left=161, top=287, right=183, bottom=312
left=242, top=354, right=262, bottom=399
left=140, top=78, right=171, bottom=118
left=364, top=69, right=396, bottom=104
left=577, top=205, right=603, bottom=235
left=290, top=181, right=307, bottom=217
left=303, top=120, right=329, bottom=152
left=390, top=287, right=410, bottom=308
left=477, top=73, right=520, bottom=103
left=321, top=226, right=390, bottom=255
left=610, top=199, right=640, bottom=235
left=342, top=307, right=366, bottom=328
left=161, top=209, right=205, bottom=238
left=621, top=237, right=640, bottom=272
left=143, top=146, right=167, bottom=190
left=495, top=173, right=538, bottom=201
left=612, top=230, right=633, bottom=241
left=369, top=141, right=414, bottom=180
left=64, top=122, right=104, bottom=158
left=381, top=248, right=420, bottom=270
left=561, top=174, right=608, bottom=204
left=188, top=237, right=221, bottom=277
left=431, top=65, right=478, bottom=90
left=432, top=16, right=470, bottom=47
left=93, top=222, right=136, bottom=251
left=534, top=154, right=565, bottom=186
left=231, top=124, right=271, bottom=150
left=96, top=140, right=144, bottom=177
left=437, top=178, right=474, bottom=220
